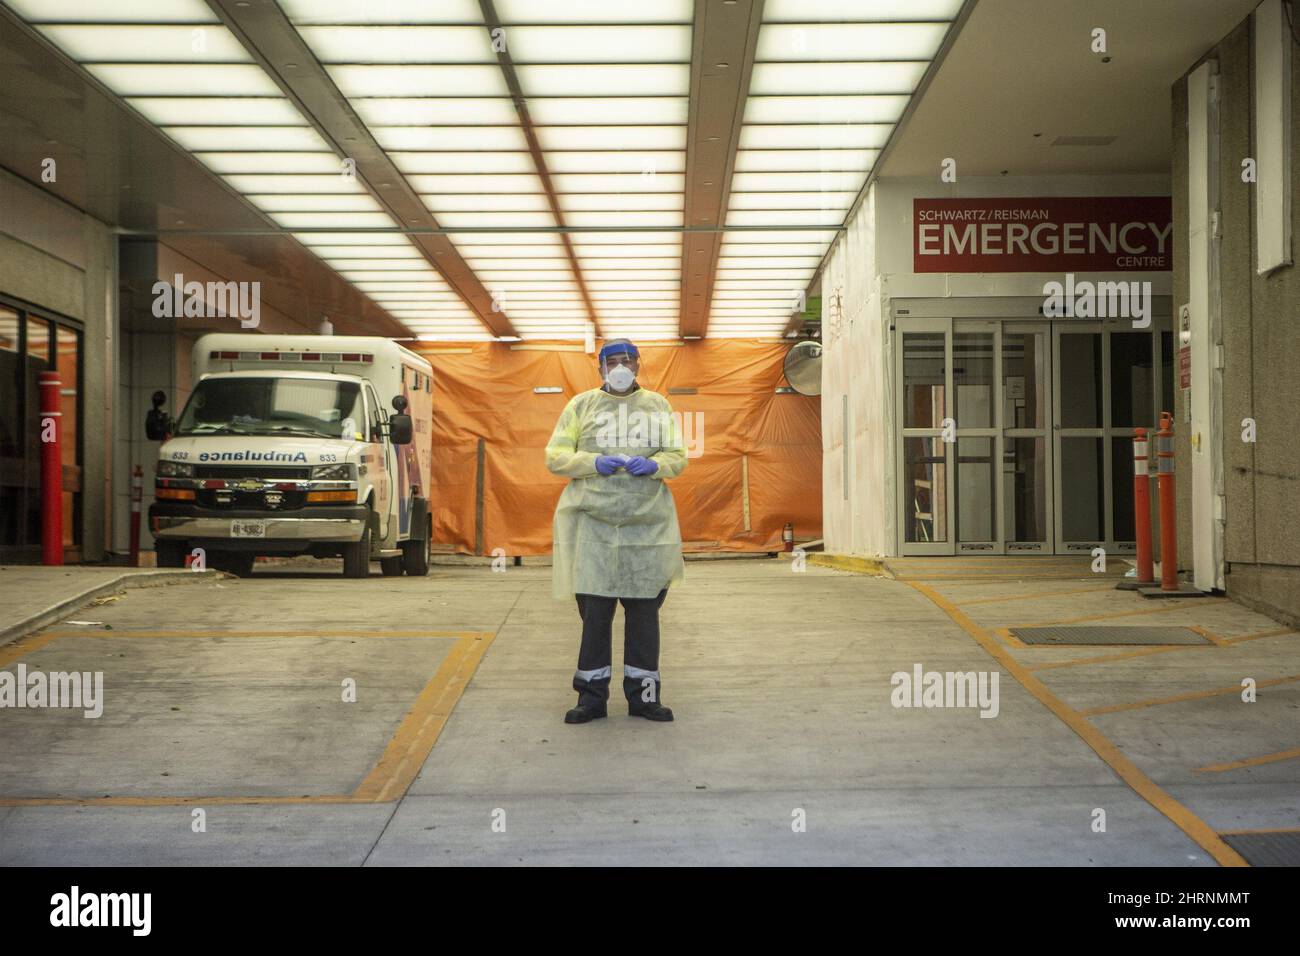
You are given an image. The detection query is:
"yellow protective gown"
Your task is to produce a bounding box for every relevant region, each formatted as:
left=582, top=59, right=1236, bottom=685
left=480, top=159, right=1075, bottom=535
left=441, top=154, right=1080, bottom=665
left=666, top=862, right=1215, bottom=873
left=546, top=385, right=688, bottom=600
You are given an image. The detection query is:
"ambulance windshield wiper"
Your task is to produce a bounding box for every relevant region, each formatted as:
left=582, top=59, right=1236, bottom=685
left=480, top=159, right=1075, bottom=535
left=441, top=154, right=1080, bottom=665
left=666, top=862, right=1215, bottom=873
left=255, top=425, right=338, bottom=439
left=184, top=423, right=255, bottom=436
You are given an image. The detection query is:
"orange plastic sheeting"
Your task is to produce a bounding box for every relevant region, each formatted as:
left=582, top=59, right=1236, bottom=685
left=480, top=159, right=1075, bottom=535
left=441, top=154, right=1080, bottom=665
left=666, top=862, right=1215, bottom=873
left=412, top=340, right=822, bottom=556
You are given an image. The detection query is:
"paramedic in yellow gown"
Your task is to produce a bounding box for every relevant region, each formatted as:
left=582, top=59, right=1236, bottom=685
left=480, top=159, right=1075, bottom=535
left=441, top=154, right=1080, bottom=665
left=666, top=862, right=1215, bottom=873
left=545, top=339, right=687, bottom=724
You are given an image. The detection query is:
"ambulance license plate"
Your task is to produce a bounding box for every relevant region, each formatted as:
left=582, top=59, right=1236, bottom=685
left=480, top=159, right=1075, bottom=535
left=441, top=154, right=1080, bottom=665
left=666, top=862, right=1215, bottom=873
left=231, top=520, right=266, bottom=538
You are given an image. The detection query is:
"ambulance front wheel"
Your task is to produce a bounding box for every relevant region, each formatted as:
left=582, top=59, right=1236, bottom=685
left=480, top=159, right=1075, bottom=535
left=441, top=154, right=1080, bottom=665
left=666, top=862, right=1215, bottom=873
left=343, top=523, right=372, bottom=578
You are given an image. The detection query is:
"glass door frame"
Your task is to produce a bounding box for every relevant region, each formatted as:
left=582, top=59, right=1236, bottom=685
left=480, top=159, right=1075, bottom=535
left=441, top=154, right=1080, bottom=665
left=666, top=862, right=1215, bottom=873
left=1002, top=321, right=1054, bottom=554
left=951, top=319, right=1001, bottom=554
left=896, top=317, right=955, bottom=555
left=1051, top=318, right=1145, bottom=556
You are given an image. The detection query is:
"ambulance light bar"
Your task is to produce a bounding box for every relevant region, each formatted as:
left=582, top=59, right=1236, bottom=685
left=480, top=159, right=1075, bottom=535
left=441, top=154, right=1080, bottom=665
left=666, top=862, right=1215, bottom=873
left=210, top=350, right=373, bottom=363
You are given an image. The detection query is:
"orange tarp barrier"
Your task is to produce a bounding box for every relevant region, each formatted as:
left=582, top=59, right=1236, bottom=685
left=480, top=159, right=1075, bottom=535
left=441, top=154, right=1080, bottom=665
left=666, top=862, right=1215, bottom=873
left=412, top=339, right=822, bottom=556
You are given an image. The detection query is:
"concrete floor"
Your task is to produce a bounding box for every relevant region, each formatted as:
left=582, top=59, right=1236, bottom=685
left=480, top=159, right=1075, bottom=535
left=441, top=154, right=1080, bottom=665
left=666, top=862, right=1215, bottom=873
left=0, top=557, right=1296, bottom=865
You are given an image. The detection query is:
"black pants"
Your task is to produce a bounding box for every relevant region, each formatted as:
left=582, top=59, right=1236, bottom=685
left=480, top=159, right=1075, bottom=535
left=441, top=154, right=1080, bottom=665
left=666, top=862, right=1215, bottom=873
left=573, top=588, right=668, bottom=709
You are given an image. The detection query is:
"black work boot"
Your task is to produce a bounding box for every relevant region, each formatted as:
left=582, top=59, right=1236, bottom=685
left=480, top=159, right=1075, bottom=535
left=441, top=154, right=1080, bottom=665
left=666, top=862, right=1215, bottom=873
left=625, top=675, right=673, bottom=721
left=628, top=702, right=674, bottom=721
left=564, top=702, right=608, bottom=724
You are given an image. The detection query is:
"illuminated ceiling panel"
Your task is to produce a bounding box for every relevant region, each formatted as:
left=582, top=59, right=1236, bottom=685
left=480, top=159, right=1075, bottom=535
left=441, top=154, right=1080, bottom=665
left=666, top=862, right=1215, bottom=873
left=10, top=0, right=485, bottom=338
left=7, top=0, right=964, bottom=341
left=716, top=0, right=963, bottom=336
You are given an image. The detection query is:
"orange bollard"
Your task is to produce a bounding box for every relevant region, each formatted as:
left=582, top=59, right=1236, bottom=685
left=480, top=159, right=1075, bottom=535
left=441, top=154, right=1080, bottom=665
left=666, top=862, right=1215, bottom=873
left=1132, top=427, right=1155, bottom=586
left=1155, top=412, right=1178, bottom=591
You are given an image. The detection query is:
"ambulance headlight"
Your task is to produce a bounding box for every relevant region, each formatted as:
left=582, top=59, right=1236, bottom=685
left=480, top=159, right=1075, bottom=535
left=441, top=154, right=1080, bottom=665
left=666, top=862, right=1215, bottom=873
left=156, top=459, right=194, bottom=478
left=311, top=463, right=355, bottom=481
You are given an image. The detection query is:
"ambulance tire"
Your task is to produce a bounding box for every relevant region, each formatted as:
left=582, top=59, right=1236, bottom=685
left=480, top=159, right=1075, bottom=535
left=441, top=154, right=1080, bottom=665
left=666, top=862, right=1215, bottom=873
left=402, top=518, right=431, bottom=577
left=343, top=523, right=372, bottom=579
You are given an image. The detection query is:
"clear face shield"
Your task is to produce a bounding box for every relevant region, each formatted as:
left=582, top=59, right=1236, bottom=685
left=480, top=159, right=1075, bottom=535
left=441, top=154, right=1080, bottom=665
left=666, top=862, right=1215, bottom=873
left=599, top=345, right=640, bottom=392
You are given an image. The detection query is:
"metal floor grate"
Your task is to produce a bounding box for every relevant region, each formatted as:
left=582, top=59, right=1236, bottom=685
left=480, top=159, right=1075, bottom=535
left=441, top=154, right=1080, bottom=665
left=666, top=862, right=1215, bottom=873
left=1222, top=831, right=1300, bottom=867
left=1009, top=625, right=1211, bottom=646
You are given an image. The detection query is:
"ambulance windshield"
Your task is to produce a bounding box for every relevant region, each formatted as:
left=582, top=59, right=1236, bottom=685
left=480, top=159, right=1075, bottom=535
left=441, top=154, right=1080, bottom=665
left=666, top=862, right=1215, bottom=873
left=174, top=377, right=365, bottom=440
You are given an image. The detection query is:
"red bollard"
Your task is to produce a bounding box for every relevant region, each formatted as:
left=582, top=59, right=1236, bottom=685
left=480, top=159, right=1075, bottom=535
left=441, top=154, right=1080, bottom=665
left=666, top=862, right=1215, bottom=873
left=39, top=370, right=63, bottom=566
left=1132, top=428, right=1155, bottom=586
left=130, top=464, right=143, bottom=566
left=1155, top=412, right=1178, bottom=591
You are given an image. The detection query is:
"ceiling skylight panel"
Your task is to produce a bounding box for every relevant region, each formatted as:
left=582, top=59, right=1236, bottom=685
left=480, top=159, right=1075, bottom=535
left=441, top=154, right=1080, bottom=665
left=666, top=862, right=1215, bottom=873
left=407, top=173, right=542, bottom=193
left=560, top=194, right=683, bottom=212
left=763, top=0, right=964, bottom=23
left=390, top=152, right=535, bottom=174
left=758, top=23, right=950, bottom=61
left=503, top=26, right=691, bottom=63
left=37, top=25, right=251, bottom=61
left=734, top=149, right=878, bottom=172
left=374, top=127, right=529, bottom=151
left=272, top=213, right=396, bottom=229
left=527, top=97, right=688, bottom=126
left=326, top=65, right=509, bottom=97
left=744, top=95, right=908, bottom=125
left=494, top=0, right=693, bottom=23
left=83, top=64, right=280, bottom=96
left=352, top=98, right=518, bottom=126
left=515, top=64, right=688, bottom=97
left=545, top=151, right=685, bottom=174
left=749, top=61, right=928, bottom=95
left=297, top=26, right=495, bottom=63
left=7, top=0, right=218, bottom=23
left=728, top=192, right=856, bottom=210
left=246, top=195, right=383, bottom=213
left=423, top=193, right=552, bottom=213
left=536, top=127, right=686, bottom=151
left=740, top=124, right=891, bottom=150
left=280, top=0, right=484, bottom=23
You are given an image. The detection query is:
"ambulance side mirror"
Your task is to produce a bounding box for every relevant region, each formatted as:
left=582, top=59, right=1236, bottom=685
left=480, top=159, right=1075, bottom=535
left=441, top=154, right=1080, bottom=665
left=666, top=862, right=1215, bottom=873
left=388, top=395, right=412, bottom=445
left=145, top=390, right=172, bottom=441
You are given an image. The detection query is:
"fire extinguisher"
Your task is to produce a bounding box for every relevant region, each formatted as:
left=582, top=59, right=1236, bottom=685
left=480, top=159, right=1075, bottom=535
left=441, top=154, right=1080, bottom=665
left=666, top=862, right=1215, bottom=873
left=782, top=522, right=794, bottom=552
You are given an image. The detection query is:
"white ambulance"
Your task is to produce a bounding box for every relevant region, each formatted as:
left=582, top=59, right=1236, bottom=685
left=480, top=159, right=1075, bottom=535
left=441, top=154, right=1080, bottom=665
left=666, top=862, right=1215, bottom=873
left=145, top=333, right=434, bottom=578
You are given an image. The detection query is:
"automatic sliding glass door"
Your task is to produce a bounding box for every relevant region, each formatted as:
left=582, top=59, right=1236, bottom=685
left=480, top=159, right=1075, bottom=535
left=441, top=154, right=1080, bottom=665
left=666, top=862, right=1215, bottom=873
left=897, top=320, right=952, bottom=554
left=1002, top=324, right=1052, bottom=552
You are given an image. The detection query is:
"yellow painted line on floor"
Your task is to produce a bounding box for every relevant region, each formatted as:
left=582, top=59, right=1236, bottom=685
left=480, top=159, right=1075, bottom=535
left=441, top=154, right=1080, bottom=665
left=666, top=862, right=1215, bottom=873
left=1027, top=644, right=1213, bottom=672
left=1194, top=747, right=1300, bottom=774
left=1223, top=627, right=1297, bottom=646
left=893, top=573, right=1115, bottom=583
left=36, top=629, right=479, bottom=640
left=1013, top=599, right=1227, bottom=628
left=906, top=580, right=1248, bottom=867
left=0, top=630, right=495, bottom=808
left=0, top=632, right=59, bottom=669
left=1187, top=625, right=1229, bottom=647
left=957, top=584, right=1119, bottom=606
left=1080, top=674, right=1300, bottom=718
left=352, top=631, right=495, bottom=802
left=993, top=626, right=1029, bottom=649
left=0, top=794, right=367, bottom=807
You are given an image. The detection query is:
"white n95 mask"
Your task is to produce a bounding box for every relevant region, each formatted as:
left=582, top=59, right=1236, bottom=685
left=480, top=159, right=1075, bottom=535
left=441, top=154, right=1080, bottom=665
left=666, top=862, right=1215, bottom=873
left=606, top=365, right=636, bottom=392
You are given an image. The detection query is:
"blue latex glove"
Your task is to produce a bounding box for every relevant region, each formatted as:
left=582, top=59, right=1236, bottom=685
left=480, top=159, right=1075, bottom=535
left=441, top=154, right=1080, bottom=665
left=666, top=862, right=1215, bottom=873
left=595, top=455, right=626, bottom=476
left=625, top=456, right=659, bottom=476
